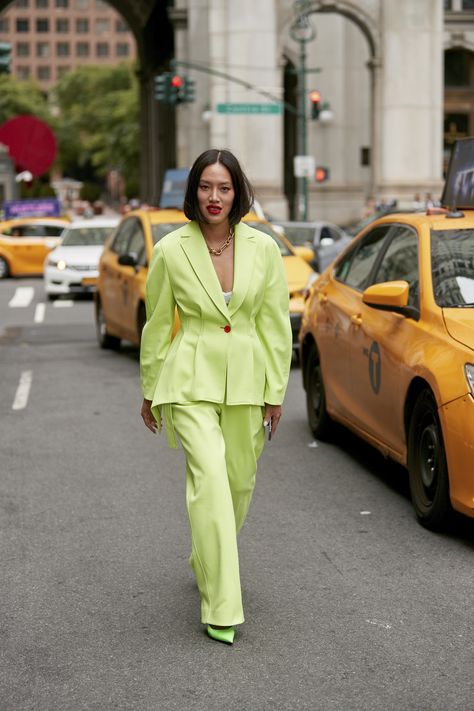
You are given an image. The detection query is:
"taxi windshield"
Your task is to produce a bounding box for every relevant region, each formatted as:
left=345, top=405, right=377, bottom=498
left=62, top=226, right=114, bottom=246
left=431, top=229, right=474, bottom=307
left=152, top=222, right=187, bottom=244
left=245, top=221, right=291, bottom=256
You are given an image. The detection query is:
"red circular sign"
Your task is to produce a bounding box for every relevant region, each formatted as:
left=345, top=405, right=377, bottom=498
left=0, top=114, right=57, bottom=176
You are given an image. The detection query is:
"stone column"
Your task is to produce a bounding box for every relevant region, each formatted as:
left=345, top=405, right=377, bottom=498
left=207, top=0, right=288, bottom=216
left=376, top=0, right=444, bottom=204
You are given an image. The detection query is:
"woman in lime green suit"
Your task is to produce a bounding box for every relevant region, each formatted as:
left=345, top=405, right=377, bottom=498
left=140, top=149, right=292, bottom=645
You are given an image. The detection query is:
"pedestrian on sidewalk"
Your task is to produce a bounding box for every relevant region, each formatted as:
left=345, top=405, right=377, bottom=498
left=140, top=148, right=292, bottom=645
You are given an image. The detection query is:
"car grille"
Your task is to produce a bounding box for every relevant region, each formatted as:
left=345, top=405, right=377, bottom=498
left=69, top=264, right=95, bottom=271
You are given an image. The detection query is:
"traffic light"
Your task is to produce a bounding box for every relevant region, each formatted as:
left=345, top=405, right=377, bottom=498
left=154, top=72, right=171, bottom=102
left=309, top=90, right=321, bottom=120
left=154, top=73, right=195, bottom=105
left=0, top=42, right=11, bottom=75
left=169, top=74, right=184, bottom=104
left=315, top=166, right=330, bottom=183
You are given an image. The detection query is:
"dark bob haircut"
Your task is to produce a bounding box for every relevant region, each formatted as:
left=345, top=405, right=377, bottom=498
left=183, top=148, right=255, bottom=226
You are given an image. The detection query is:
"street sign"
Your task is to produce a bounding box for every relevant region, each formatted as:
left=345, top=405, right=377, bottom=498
left=216, top=103, right=282, bottom=115
left=294, top=155, right=315, bottom=178
left=4, top=198, right=61, bottom=219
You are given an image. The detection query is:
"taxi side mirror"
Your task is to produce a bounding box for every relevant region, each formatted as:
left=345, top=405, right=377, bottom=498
left=362, top=280, right=419, bottom=320
left=293, top=246, right=315, bottom=263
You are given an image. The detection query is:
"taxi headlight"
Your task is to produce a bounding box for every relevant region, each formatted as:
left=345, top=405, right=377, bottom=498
left=464, top=364, right=474, bottom=397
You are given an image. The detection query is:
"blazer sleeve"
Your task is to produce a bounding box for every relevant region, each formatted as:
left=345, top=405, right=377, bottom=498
left=255, top=239, right=293, bottom=405
left=140, top=241, right=176, bottom=400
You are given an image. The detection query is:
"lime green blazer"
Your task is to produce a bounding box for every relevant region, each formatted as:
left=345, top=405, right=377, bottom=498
left=140, top=220, right=292, bottom=423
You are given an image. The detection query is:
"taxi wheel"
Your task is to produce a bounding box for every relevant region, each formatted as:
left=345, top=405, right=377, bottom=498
left=95, top=298, right=121, bottom=350
left=306, top=347, right=332, bottom=440
left=408, top=390, right=451, bottom=530
left=0, top=256, right=10, bottom=279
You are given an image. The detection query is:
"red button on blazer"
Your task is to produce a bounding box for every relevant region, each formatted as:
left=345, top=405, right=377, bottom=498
left=223, top=325, right=231, bottom=333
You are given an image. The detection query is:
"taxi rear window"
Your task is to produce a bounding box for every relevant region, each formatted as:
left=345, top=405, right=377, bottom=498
left=431, top=229, right=474, bottom=307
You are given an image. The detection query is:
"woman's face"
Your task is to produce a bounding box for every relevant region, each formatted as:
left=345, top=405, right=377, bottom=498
left=197, top=162, right=235, bottom=225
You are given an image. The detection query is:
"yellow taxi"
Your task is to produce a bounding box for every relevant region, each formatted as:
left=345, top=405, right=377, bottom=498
left=0, top=217, right=70, bottom=278
left=299, top=208, right=474, bottom=530
left=95, top=208, right=315, bottom=350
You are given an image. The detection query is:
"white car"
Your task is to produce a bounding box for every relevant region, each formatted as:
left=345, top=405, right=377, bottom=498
left=44, top=218, right=119, bottom=298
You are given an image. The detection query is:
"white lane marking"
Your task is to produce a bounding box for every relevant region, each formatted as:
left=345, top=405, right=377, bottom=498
left=308, top=440, right=319, bottom=448
left=34, top=303, right=46, bottom=323
left=8, top=287, right=34, bottom=308
left=12, top=370, right=33, bottom=410
left=360, top=511, right=371, bottom=515
left=53, top=300, right=74, bottom=308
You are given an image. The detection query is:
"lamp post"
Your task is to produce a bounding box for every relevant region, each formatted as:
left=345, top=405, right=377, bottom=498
left=290, top=0, right=315, bottom=221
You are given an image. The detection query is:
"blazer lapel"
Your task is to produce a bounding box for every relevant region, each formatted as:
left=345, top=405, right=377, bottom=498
left=179, top=221, right=229, bottom=320
left=227, top=222, right=256, bottom=316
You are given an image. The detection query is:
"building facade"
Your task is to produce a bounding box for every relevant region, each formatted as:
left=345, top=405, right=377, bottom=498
left=0, top=0, right=135, bottom=89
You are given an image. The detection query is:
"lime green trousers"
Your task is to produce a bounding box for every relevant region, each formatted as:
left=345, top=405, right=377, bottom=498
left=171, top=402, right=265, bottom=626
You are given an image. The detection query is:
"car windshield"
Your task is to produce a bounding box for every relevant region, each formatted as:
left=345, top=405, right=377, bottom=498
left=431, top=229, right=474, bottom=307
left=279, top=225, right=314, bottom=246
left=152, top=222, right=187, bottom=244
left=62, top=226, right=114, bottom=246
left=245, top=221, right=291, bottom=256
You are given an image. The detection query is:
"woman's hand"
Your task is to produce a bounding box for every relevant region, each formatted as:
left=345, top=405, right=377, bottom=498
left=141, top=398, right=158, bottom=433
left=263, top=404, right=282, bottom=438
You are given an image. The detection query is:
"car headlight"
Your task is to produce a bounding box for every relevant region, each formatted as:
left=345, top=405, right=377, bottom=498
left=464, top=364, right=474, bottom=397
left=47, top=257, right=66, bottom=269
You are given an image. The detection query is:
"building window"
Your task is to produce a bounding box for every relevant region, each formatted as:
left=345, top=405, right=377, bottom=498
left=57, top=42, right=70, bottom=57
left=116, top=19, right=129, bottom=33
left=96, top=0, right=107, bottom=7
left=96, top=42, right=109, bottom=57
left=17, top=66, right=30, bottom=79
left=75, top=0, right=89, bottom=8
left=16, top=19, right=29, bottom=32
left=17, top=42, right=30, bottom=57
left=36, top=0, right=49, bottom=7
left=462, top=0, right=474, bottom=7
left=116, top=43, right=129, bottom=57
left=55, top=0, right=68, bottom=6
left=445, top=49, right=472, bottom=86
left=95, top=18, right=110, bottom=34
left=0, top=19, right=9, bottom=32
left=76, top=18, right=89, bottom=33
left=15, top=0, right=29, bottom=7
left=76, top=42, right=89, bottom=57
left=57, top=65, right=70, bottom=78
left=56, top=19, right=69, bottom=32
left=36, top=19, right=49, bottom=32
left=37, top=66, right=51, bottom=80
left=37, top=42, right=50, bottom=57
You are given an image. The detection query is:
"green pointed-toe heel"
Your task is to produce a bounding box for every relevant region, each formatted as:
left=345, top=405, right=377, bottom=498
left=207, top=625, right=235, bottom=645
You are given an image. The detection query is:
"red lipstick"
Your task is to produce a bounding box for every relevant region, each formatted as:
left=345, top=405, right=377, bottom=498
left=207, top=206, right=222, bottom=215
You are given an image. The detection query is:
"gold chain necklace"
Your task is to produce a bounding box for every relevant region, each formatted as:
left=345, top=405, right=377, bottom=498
left=206, top=229, right=234, bottom=256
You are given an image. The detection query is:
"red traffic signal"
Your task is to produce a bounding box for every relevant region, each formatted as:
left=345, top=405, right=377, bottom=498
left=171, top=74, right=184, bottom=88
left=309, top=90, right=321, bottom=120
left=315, top=166, right=330, bottom=183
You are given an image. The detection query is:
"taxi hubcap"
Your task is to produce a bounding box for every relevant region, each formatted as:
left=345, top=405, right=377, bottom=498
left=0, top=258, right=8, bottom=278
left=420, top=424, right=438, bottom=489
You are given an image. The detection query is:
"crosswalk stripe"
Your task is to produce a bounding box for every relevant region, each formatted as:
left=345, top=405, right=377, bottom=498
left=53, top=300, right=74, bottom=308
left=8, top=287, right=34, bottom=307
left=12, top=370, right=33, bottom=410
left=34, top=303, right=46, bottom=323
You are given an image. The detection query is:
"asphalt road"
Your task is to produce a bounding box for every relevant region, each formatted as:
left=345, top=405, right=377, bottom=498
left=0, top=278, right=473, bottom=711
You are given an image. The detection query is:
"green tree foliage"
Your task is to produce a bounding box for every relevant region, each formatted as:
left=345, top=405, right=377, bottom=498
left=0, top=74, right=54, bottom=125
left=54, top=63, right=139, bottom=189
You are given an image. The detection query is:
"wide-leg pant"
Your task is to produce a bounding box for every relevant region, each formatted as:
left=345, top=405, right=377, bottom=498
left=171, top=402, right=265, bottom=626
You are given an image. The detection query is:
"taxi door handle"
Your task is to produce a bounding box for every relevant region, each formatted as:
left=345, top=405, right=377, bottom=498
left=351, top=314, right=362, bottom=327
left=318, top=292, right=328, bottom=304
